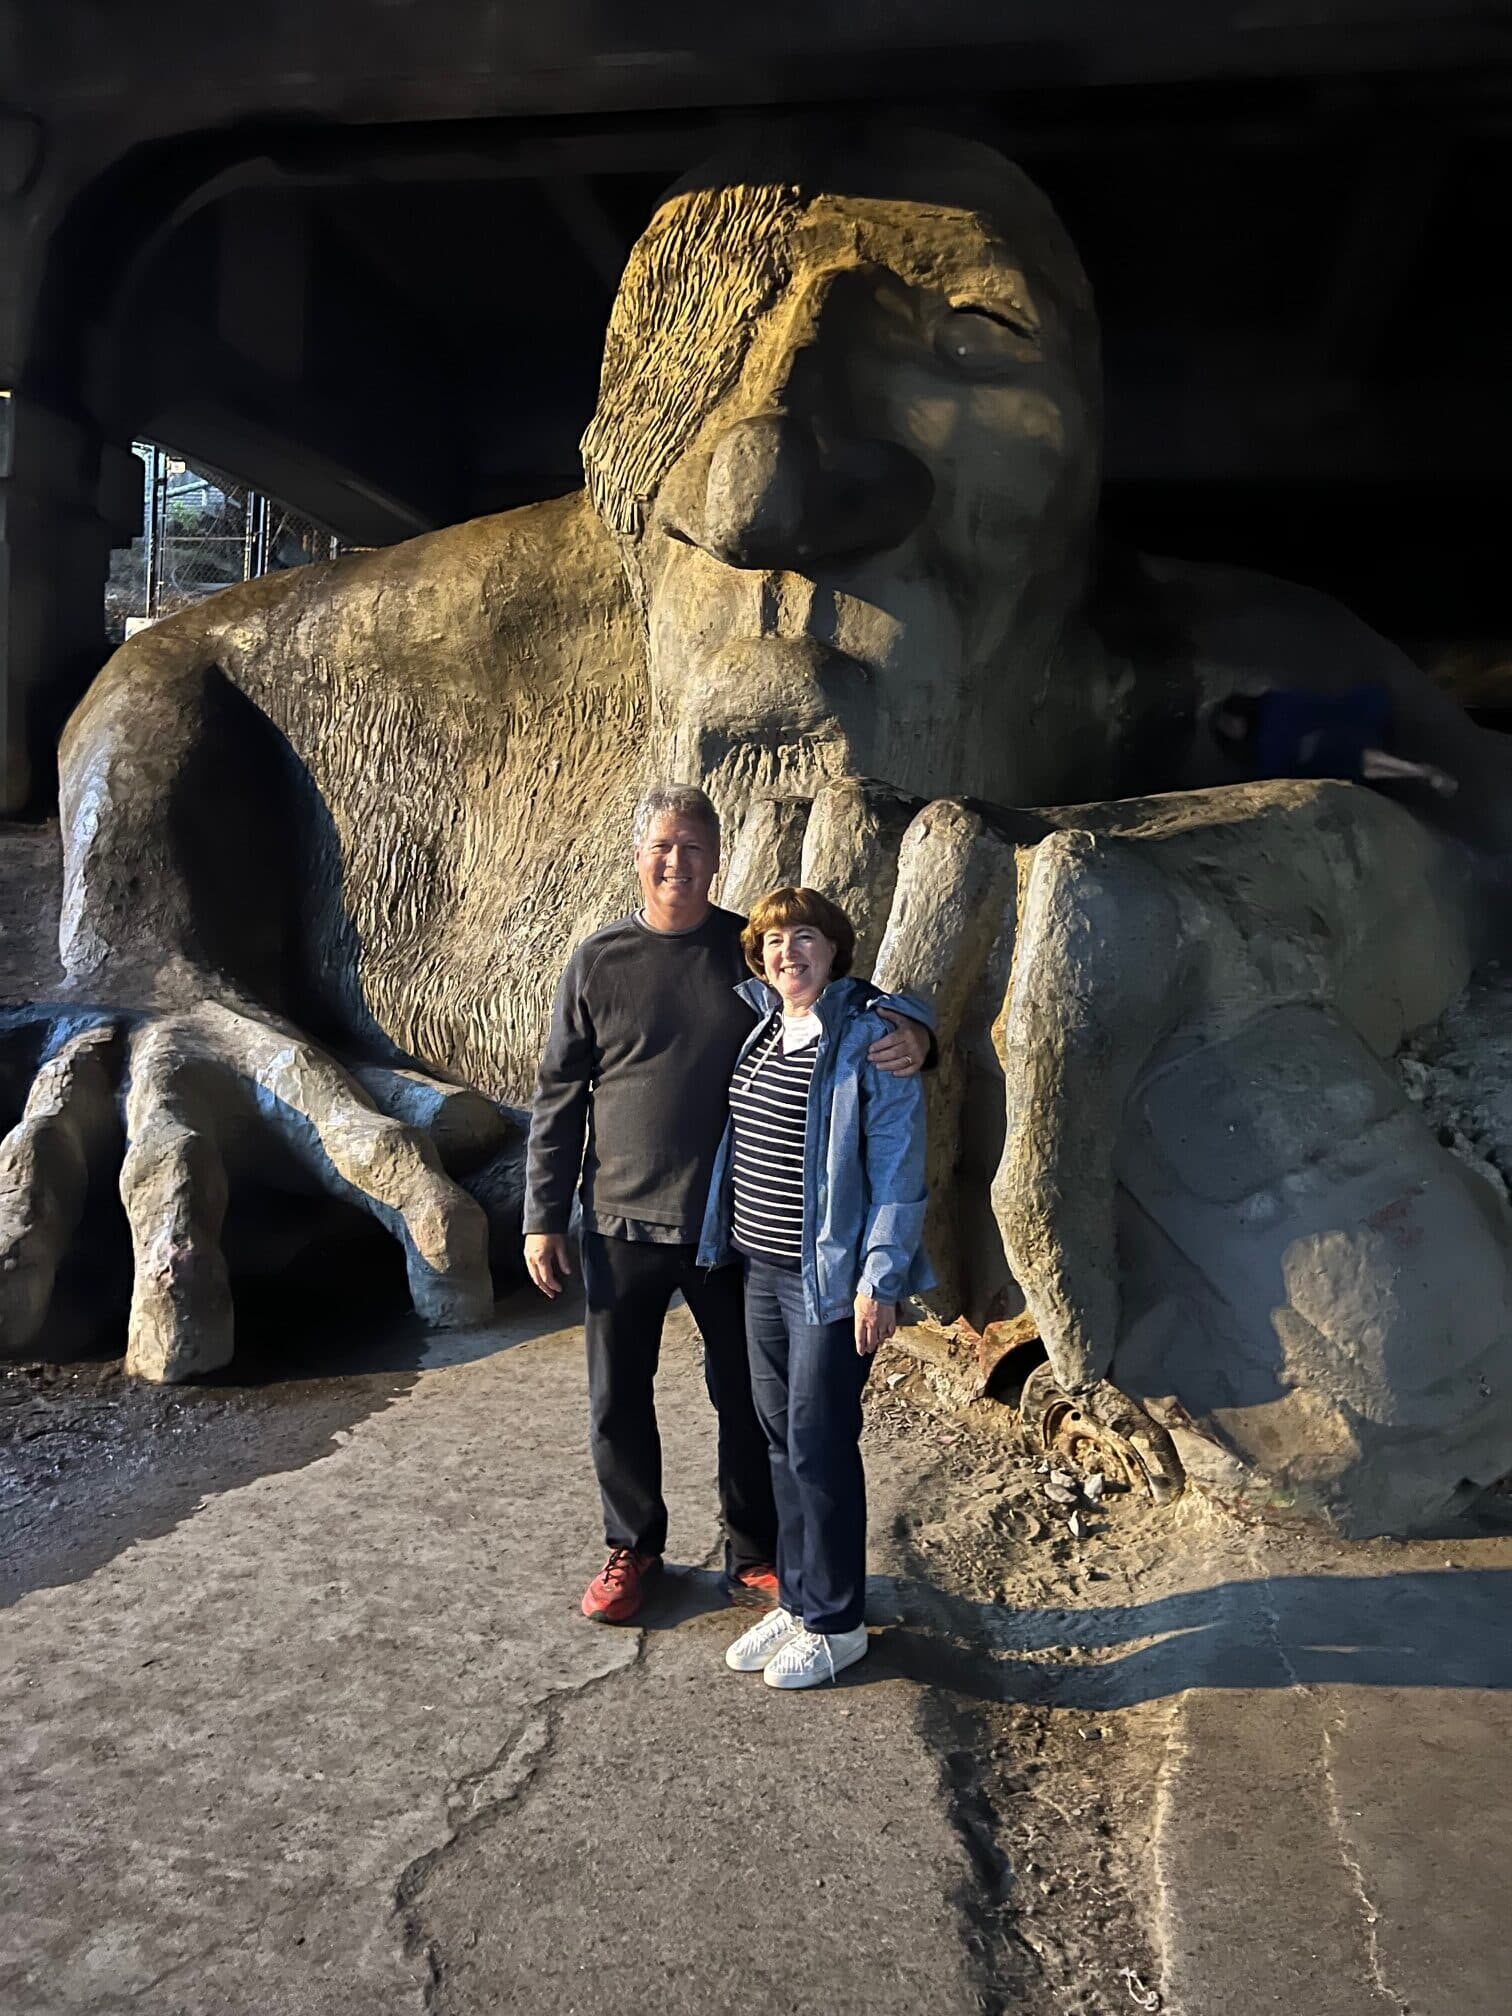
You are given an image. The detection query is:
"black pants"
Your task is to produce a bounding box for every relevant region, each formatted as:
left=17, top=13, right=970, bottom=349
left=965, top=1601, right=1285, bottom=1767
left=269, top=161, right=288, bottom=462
left=581, top=1230, right=778, bottom=1574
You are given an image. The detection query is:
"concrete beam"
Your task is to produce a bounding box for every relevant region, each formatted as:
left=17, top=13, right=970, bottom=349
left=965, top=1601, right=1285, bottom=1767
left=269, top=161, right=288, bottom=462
left=16, top=3, right=1512, bottom=135
left=0, top=392, right=137, bottom=812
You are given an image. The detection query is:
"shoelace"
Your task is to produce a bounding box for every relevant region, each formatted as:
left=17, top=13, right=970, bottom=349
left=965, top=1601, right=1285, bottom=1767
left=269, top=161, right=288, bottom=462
left=599, top=1548, right=639, bottom=1589
left=786, top=1627, right=837, bottom=1683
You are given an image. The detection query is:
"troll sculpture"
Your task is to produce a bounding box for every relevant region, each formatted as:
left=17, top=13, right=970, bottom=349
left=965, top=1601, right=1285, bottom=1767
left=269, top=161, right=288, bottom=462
left=4, top=129, right=1511, bottom=1534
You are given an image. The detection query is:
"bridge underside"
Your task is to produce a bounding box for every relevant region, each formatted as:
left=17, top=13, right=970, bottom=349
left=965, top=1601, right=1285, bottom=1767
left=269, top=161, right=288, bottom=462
left=3, top=3, right=1509, bottom=808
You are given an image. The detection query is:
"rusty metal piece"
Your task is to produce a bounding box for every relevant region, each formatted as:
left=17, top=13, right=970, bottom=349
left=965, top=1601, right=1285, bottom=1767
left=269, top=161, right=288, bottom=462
left=1019, top=1364, right=1185, bottom=1505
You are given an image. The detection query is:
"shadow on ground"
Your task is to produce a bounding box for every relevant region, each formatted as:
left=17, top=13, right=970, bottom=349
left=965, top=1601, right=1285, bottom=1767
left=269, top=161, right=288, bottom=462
left=882, top=1566, right=1512, bottom=1706
left=0, top=1272, right=548, bottom=1609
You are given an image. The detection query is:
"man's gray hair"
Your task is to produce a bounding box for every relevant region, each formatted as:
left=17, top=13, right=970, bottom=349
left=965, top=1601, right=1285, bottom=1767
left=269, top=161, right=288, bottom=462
left=632, top=784, right=721, bottom=852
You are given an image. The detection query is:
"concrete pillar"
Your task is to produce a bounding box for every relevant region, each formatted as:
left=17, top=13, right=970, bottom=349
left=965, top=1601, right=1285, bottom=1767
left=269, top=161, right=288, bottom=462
left=0, top=392, right=141, bottom=812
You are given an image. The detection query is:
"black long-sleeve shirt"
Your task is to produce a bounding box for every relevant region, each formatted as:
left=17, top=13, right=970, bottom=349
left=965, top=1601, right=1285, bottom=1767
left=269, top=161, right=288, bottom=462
left=523, top=907, right=754, bottom=1243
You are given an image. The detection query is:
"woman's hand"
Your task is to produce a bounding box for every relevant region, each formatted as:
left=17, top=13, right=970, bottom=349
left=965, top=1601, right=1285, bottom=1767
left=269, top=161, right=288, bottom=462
left=854, top=1295, right=898, bottom=1356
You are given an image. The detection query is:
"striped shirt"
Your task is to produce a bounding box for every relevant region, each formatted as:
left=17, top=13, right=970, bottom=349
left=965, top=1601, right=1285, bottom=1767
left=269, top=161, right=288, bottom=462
left=729, top=1015, right=819, bottom=1266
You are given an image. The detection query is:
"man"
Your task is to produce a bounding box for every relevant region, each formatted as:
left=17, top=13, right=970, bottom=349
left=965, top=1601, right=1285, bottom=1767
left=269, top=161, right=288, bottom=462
left=524, top=783, right=931, bottom=1623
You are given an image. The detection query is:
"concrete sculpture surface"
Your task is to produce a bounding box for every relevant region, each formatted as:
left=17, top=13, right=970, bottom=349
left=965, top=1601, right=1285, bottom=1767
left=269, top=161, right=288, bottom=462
left=4, top=128, right=1511, bottom=1534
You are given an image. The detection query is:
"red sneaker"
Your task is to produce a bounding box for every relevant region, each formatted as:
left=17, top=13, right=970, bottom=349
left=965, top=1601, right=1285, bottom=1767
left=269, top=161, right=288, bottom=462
left=728, top=1563, right=780, bottom=1608
left=581, top=1548, right=662, bottom=1623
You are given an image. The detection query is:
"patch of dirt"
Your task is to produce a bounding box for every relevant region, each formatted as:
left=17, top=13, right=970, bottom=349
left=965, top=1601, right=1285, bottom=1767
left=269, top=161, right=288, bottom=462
left=864, top=1338, right=1171, bottom=2015
left=0, top=1335, right=423, bottom=1607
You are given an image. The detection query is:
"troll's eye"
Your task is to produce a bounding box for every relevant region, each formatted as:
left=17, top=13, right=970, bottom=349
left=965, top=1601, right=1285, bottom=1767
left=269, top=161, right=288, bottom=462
left=934, top=305, right=1038, bottom=378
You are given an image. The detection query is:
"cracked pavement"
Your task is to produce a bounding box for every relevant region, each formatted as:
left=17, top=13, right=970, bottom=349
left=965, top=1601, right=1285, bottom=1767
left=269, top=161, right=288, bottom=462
left=3, top=1286, right=1511, bottom=2015
left=1145, top=1527, right=1512, bottom=2016
left=0, top=1298, right=984, bottom=2015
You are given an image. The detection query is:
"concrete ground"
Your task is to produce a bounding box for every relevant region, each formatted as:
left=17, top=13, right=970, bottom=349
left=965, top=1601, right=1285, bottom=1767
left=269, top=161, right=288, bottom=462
left=1140, top=1526, right=1512, bottom=2016
left=2, top=1290, right=1510, bottom=2016
left=889, top=1413, right=1512, bottom=2016
left=0, top=1299, right=996, bottom=2016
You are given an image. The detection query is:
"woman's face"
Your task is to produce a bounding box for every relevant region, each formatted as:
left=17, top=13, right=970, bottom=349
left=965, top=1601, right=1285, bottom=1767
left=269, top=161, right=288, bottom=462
left=762, top=922, right=837, bottom=1011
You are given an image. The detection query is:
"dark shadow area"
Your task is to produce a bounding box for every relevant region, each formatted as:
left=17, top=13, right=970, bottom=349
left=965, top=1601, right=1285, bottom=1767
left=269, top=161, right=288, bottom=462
left=167, top=668, right=309, bottom=1011
left=878, top=1567, right=1512, bottom=1709
left=632, top=1562, right=760, bottom=1632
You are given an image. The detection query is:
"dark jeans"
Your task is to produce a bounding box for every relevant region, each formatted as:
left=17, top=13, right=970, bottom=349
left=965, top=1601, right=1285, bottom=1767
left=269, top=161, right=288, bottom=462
left=581, top=1230, right=777, bottom=1575
left=743, top=1257, right=872, bottom=1635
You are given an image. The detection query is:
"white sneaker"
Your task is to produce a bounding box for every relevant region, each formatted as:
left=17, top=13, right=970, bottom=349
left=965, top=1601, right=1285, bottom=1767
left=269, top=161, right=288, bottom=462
left=762, top=1624, right=869, bottom=1690
left=725, top=1606, right=802, bottom=1672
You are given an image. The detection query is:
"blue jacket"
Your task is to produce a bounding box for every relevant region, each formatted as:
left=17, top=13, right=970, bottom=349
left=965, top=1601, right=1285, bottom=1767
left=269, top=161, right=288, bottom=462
left=697, top=976, right=937, bottom=1324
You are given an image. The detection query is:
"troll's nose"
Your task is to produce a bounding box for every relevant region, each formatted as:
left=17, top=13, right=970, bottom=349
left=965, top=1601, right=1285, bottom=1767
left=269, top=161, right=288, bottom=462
left=699, top=413, right=932, bottom=570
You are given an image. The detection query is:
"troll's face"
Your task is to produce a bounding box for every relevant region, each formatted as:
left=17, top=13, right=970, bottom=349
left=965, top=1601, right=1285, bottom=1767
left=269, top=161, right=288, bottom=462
left=581, top=133, right=1105, bottom=821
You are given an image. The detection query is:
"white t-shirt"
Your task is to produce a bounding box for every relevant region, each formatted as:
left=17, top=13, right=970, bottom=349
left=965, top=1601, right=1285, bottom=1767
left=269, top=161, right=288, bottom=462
left=780, top=1007, right=823, bottom=1054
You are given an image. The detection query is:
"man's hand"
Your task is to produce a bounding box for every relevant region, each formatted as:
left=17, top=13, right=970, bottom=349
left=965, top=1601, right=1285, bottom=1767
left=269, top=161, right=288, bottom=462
left=525, top=1232, right=573, bottom=1298
left=868, top=1008, right=929, bottom=1078
left=854, top=1294, right=898, bottom=1356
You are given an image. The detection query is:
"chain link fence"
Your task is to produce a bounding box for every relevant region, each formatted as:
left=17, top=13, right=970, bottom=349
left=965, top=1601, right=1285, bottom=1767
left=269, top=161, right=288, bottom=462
left=106, top=445, right=348, bottom=647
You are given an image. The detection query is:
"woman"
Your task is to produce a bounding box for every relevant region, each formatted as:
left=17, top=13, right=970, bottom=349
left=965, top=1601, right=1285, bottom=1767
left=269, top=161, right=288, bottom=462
left=697, top=885, right=934, bottom=1689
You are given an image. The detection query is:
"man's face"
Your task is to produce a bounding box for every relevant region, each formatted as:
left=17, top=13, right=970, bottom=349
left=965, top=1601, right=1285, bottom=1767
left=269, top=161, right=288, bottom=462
left=633, top=812, right=718, bottom=928
left=634, top=193, right=1099, bottom=817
